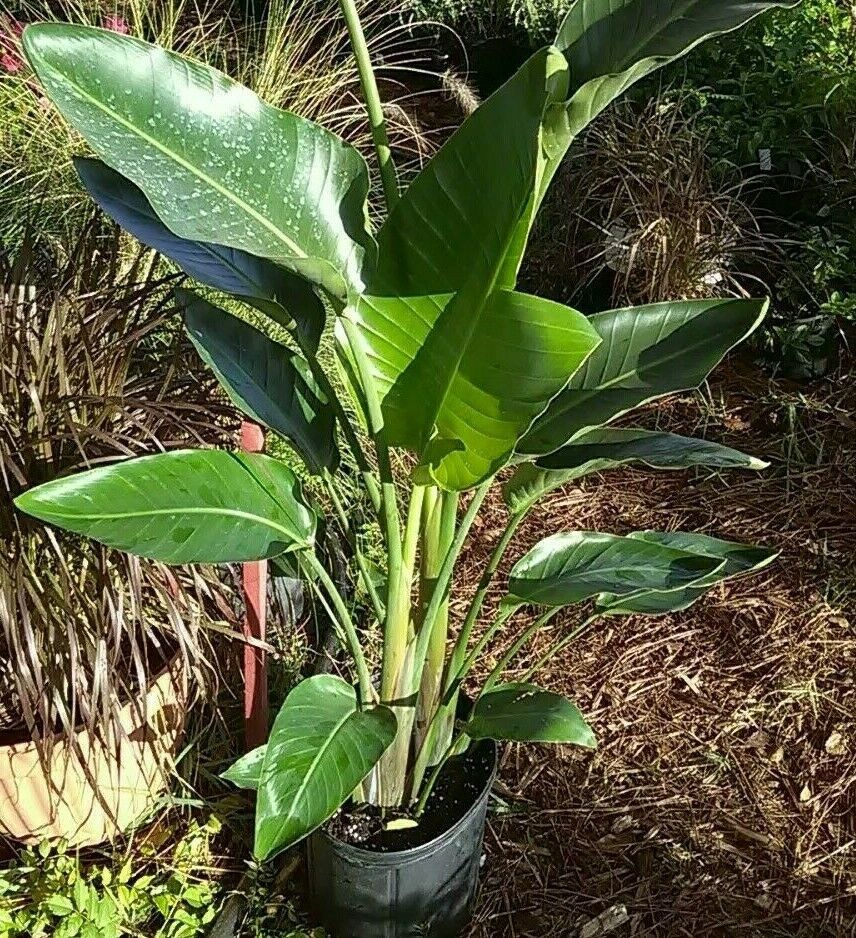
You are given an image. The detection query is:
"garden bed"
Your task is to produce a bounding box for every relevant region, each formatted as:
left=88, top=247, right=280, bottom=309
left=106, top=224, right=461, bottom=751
left=454, top=361, right=855, bottom=937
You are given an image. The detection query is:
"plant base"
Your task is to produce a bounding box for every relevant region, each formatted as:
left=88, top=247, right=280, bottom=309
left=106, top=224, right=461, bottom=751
left=307, top=737, right=497, bottom=937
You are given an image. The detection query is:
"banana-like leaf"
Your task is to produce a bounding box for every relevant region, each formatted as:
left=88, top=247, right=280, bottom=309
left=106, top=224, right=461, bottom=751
left=596, top=531, right=779, bottom=614
left=556, top=0, right=800, bottom=140
left=467, top=683, right=596, bottom=746
left=348, top=289, right=600, bottom=489
left=372, top=47, right=568, bottom=296
left=254, top=675, right=396, bottom=859
left=24, top=24, right=374, bottom=298
left=504, top=1, right=797, bottom=270
left=348, top=48, right=594, bottom=489
left=180, top=290, right=337, bottom=474
left=504, top=428, right=768, bottom=514
left=518, top=298, right=768, bottom=456
left=14, top=450, right=315, bottom=563
left=222, top=745, right=266, bottom=791
left=506, top=531, right=722, bottom=607
left=75, top=157, right=325, bottom=351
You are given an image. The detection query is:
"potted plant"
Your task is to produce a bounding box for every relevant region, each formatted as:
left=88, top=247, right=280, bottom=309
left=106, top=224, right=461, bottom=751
left=14, top=0, right=796, bottom=932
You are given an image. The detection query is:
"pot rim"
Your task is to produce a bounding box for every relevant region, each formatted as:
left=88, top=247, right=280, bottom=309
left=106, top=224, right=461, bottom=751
left=0, top=642, right=184, bottom=749
left=313, top=737, right=499, bottom=865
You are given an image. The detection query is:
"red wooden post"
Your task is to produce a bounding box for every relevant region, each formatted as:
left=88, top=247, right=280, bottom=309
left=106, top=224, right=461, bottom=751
left=241, top=420, right=268, bottom=749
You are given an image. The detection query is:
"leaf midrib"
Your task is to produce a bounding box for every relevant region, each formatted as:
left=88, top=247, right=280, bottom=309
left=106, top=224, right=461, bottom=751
left=279, top=707, right=358, bottom=834
left=35, top=504, right=302, bottom=541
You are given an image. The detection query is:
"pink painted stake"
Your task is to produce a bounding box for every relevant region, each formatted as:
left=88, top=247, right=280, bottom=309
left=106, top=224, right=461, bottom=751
left=241, top=420, right=269, bottom=749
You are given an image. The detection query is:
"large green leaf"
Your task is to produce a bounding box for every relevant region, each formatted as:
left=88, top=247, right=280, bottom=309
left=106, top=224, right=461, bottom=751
left=76, top=157, right=325, bottom=351
left=556, top=0, right=800, bottom=140
left=14, top=450, right=315, bottom=563
left=506, top=531, right=722, bottom=607
left=180, top=291, right=337, bottom=474
left=345, top=48, right=598, bottom=490
left=222, top=745, right=266, bottom=791
left=504, top=428, right=767, bottom=514
left=254, top=675, right=396, bottom=859
left=596, top=531, right=779, bottom=614
left=372, top=47, right=567, bottom=296
left=467, top=683, right=596, bottom=746
left=518, top=298, right=768, bottom=456
left=347, top=289, right=600, bottom=489
left=23, top=24, right=374, bottom=298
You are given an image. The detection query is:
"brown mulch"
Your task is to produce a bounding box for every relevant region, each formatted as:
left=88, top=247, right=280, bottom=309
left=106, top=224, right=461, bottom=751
left=454, top=360, right=856, bottom=937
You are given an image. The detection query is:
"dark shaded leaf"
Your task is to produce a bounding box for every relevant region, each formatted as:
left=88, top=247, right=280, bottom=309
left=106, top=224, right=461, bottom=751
left=180, top=290, right=337, bottom=473
left=467, top=683, right=596, bottom=746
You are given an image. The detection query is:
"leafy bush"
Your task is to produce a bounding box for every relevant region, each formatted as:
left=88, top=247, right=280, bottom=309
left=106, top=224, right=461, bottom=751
left=14, top=0, right=786, bottom=868
left=672, top=0, right=855, bottom=168
left=405, top=0, right=564, bottom=44
left=0, top=818, right=222, bottom=938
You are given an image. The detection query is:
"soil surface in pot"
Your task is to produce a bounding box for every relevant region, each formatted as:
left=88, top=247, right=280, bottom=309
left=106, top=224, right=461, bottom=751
left=325, top=739, right=494, bottom=853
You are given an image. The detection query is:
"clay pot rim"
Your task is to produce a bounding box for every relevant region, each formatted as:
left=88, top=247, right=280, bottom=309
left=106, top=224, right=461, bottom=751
left=0, top=641, right=183, bottom=749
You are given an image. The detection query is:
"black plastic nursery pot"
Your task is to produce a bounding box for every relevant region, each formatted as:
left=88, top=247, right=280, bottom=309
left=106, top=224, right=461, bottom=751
left=307, top=737, right=498, bottom=938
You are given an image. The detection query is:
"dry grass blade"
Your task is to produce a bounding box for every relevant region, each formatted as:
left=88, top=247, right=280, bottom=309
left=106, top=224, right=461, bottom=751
left=0, top=218, right=237, bottom=777
left=525, top=96, right=781, bottom=309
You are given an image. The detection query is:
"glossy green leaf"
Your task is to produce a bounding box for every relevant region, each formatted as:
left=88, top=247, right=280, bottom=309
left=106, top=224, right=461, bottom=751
left=467, top=683, right=596, bottom=746
left=348, top=289, right=600, bottom=489
left=506, top=531, right=722, bottom=608
left=14, top=450, right=315, bottom=563
left=348, top=48, right=595, bottom=489
left=180, top=290, right=337, bottom=474
left=504, top=428, right=767, bottom=514
left=23, top=24, right=374, bottom=298
left=75, top=157, right=325, bottom=351
left=519, top=298, right=768, bottom=456
left=596, top=531, right=779, bottom=614
left=372, top=47, right=568, bottom=296
left=222, top=745, right=266, bottom=791
left=254, top=675, right=396, bottom=859
left=556, top=0, right=800, bottom=140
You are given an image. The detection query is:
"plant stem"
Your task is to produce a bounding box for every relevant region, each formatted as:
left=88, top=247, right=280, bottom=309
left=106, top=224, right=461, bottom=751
left=411, top=482, right=490, bottom=685
left=298, top=337, right=381, bottom=515
left=481, top=607, right=560, bottom=693
left=415, top=489, right=457, bottom=755
left=413, top=730, right=465, bottom=818
left=445, top=509, right=527, bottom=691
left=321, top=470, right=385, bottom=624
left=302, top=551, right=374, bottom=705
left=336, top=0, right=399, bottom=211
left=338, top=317, right=402, bottom=633
left=521, top=613, right=601, bottom=682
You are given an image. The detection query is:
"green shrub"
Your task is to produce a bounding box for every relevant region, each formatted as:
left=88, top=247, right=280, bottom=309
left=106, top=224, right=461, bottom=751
left=670, top=0, right=855, bottom=168
left=0, top=818, right=222, bottom=938
left=405, top=0, right=565, bottom=44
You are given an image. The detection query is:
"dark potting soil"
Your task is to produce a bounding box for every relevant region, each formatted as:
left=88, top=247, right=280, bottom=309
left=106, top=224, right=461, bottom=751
left=324, top=739, right=495, bottom=853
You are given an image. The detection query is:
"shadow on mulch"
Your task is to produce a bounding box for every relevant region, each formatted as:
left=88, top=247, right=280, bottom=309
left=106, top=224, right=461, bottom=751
left=457, top=360, right=855, bottom=938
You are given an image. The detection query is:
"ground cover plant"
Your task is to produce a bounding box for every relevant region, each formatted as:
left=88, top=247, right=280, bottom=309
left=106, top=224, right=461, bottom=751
left=0, top=817, right=224, bottom=938
left=12, top=0, right=798, bottom=873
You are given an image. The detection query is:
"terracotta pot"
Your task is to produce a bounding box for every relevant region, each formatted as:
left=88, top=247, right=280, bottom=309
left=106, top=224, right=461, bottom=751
left=0, top=652, right=186, bottom=846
